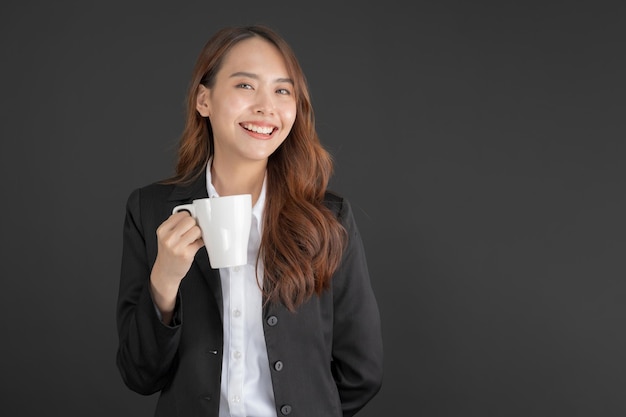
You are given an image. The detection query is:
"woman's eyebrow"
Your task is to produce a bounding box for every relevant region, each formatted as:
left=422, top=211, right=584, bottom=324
left=229, top=71, right=294, bottom=85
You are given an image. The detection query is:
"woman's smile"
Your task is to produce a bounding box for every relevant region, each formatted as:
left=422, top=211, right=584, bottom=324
left=240, top=122, right=277, bottom=139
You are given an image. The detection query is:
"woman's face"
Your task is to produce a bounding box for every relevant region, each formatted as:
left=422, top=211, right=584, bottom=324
left=197, top=37, right=297, bottom=166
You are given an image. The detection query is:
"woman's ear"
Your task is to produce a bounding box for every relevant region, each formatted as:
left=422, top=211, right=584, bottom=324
left=196, top=85, right=211, bottom=117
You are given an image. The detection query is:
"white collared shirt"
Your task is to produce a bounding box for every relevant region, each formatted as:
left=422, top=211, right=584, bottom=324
left=206, top=163, right=277, bottom=417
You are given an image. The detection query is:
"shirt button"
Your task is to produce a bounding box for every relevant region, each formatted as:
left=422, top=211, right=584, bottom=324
left=234, top=351, right=242, bottom=360
left=266, top=315, right=278, bottom=326
left=233, top=266, right=241, bottom=272
left=233, top=309, right=241, bottom=318
left=274, top=360, right=283, bottom=371
left=280, top=404, right=292, bottom=415
left=232, top=396, right=241, bottom=404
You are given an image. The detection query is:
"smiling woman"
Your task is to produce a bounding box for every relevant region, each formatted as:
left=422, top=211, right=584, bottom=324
left=115, top=24, right=383, bottom=417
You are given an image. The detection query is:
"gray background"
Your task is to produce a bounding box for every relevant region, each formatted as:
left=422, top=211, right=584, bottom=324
left=1, top=1, right=625, bottom=416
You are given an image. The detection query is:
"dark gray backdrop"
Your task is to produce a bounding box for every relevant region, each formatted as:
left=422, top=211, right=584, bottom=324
left=1, top=1, right=624, bottom=416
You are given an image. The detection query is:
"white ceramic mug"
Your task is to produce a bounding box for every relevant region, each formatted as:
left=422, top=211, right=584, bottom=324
left=172, top=194, right=252, bottom=269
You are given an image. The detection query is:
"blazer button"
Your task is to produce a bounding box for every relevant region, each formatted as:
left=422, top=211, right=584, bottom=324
left=280, top=404, right=292, bottom=415
left=274, top=360, right=283, bottom=371
left=266, top=315, right=278, bottom=326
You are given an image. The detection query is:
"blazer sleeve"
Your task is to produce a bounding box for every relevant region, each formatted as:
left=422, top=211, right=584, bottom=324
left=331, top=197, right=384, bottom=416
left=116, top=187, right=182, bottom=395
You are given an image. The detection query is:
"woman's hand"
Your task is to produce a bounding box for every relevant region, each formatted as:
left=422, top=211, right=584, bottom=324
left=150, top=211, right=204, bottom=323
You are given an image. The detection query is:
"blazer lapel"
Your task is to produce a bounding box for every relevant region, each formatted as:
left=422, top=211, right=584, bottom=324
left=195, top=248, right=223, bottom=320
left=168, top=172, right=224, bottom=321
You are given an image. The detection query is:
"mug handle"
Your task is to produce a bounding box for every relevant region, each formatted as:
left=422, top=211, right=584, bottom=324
left=172, top=204, right=195, bottom=217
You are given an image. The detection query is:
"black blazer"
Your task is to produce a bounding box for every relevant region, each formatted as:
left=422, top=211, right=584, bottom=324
left=116, top=174, right=383, bottom=417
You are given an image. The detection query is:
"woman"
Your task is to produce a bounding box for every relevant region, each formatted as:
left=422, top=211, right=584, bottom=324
left=116, top=24, right=383, bottom=417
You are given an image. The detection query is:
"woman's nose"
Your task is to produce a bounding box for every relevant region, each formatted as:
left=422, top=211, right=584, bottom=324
left=254, top=89, right=275, bottom=114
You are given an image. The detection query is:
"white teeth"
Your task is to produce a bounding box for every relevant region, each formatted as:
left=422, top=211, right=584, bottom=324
left=243, top=123, right=273, bottom=134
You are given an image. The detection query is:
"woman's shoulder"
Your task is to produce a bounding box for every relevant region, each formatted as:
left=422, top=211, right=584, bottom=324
left=123, top=179, right=186, bottom=217
left=125, top=174, right=207, bottom=213
left=127, top=179, right=177, bottom=202
left=323, top=189, right=353, bottom=219
left=323, top=189, right=344, bottom=206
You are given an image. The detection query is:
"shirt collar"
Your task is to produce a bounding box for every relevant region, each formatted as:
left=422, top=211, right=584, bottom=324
left=205, top=158, right=220, bottom=199
left=205, top=158, right=266, bottom=233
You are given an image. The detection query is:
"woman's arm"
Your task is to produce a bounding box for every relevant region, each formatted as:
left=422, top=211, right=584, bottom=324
left=115, top=187, right=183, bottom=395
left=331, top=197, right=384, bottom=416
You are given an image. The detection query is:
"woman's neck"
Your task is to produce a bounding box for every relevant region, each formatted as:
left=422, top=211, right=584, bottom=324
left=210, top=157, right=267, bottom=205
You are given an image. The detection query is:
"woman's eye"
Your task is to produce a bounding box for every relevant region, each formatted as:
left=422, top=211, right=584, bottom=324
left=237, top=83, right=253, bottom=89
left=276, top=88, right=291, bottom=95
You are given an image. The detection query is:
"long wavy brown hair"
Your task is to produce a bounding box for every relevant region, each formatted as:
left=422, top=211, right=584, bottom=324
left=163, top=24, right=347, bottom=311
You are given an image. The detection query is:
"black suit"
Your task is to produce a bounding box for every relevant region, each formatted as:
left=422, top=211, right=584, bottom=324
left=116, top=174, right=383, bottom=416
